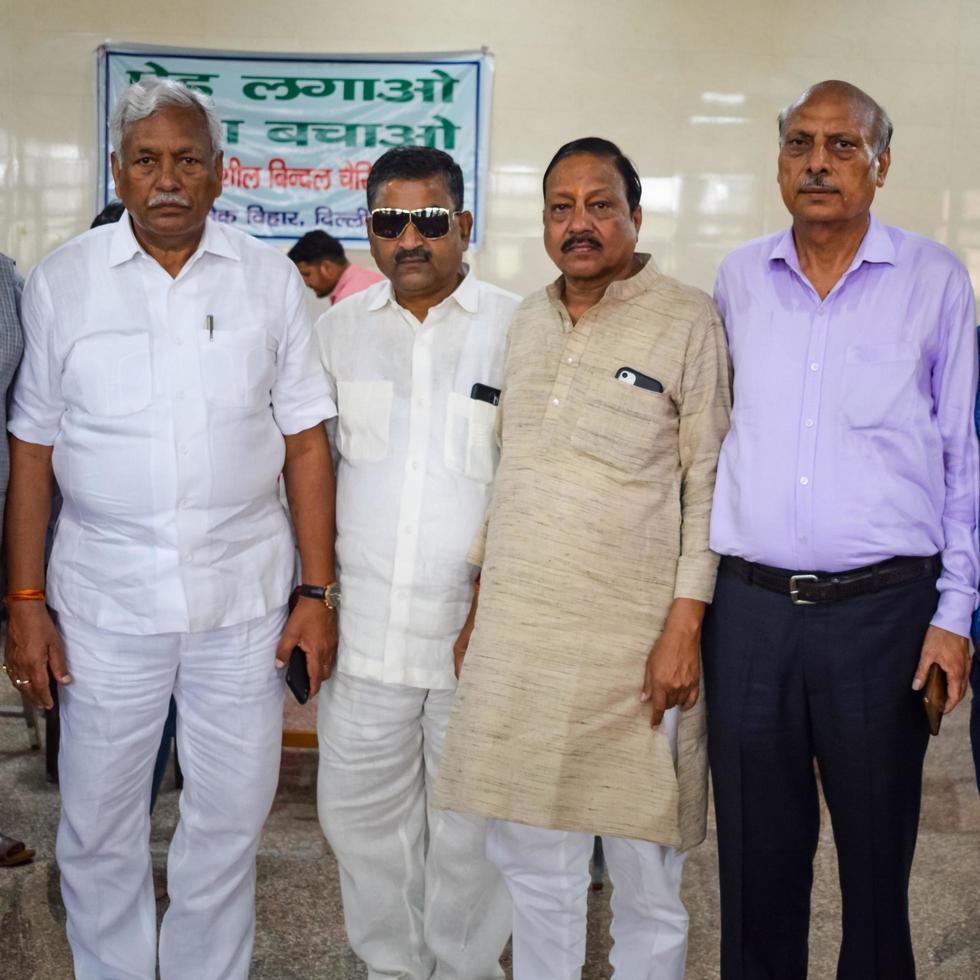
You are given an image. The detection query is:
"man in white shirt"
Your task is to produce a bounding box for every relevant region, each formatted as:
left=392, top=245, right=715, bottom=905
left=316, top=146, right=517, bottom=979
left=2, top=78, right=337, bottom=980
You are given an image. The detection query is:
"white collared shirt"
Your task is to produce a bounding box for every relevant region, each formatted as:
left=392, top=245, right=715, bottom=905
left=9, top=216, right=336, bottom=635
left=317, top=269, right=519, bottom=689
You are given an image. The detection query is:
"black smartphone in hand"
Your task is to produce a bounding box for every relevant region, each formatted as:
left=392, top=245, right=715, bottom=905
left=922, top=662, right=947, bottom=736
left=285, top=646, right=310, bottom=704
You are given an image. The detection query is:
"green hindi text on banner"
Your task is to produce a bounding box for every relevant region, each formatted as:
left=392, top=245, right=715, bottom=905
left=98, top=45, right=494, bottom=247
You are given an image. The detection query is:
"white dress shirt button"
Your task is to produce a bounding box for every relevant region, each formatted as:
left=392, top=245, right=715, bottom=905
left=567, top=357, right=575, bottom=365
left=809, top=363, right=819, bottom=372
left=805, top=418, right=814, bottom=428
left=552, top=397, right=560, bottom=406
left=799, top=476, right=809, bottom=486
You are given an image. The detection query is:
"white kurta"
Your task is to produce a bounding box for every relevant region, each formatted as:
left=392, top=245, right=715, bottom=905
left=9, top=215, right=336, bottom=980
left=316, top=269, right=520, bottom=689
left=10, top=215, right=335, bottom=634
left=315, top=271, right=520, bottom=978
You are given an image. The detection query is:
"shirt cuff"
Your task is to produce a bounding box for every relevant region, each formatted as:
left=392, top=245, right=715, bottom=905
left=274, top=395, right=338, bottom=436
left=673, top=554, right=719, bottom=604
left=931, top=588, right=974, bottom=639
left=7, top=417, right=57, bottom=447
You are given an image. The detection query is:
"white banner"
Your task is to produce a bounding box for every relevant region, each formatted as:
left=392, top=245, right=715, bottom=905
left=98, top=44, right=494, bottom=247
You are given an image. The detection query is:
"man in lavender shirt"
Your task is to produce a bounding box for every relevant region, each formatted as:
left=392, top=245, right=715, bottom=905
left=702, top=80, right=979, bottom=980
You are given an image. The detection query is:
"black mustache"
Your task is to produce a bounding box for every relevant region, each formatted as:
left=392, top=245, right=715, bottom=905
left=561, top=235, right=601, bottom=253
left=395, top=247, right=432, bottom=263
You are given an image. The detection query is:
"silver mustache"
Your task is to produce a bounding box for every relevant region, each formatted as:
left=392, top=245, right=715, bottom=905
left=800, top=174, right=836, bottom=191
left=148, top=193, right=191, bottom=208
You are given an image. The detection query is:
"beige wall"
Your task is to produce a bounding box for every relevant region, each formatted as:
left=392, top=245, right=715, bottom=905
left=2, top=0, right=979, bottom=302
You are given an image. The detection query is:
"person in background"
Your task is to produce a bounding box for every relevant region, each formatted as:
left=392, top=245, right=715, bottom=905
left=3, top=77, right=337, bottom=979
left=435, top=137, right=731, bottom=980
left=703, top=80, right=978, bottom=980
left=288, top=229, right=384, bottom=305
left=0, top=249, right=32, bottom=869
left=315, top=146, right=517, bottom=979
left=91, top=201, right=125, bottom=227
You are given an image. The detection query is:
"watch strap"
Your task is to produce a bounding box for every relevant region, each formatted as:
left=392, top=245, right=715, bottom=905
left=296, top=582, right=340, bottom=610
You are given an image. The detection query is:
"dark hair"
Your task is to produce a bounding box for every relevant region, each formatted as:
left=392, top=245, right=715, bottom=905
left=542, top=137, right=642, bottom=214
left=366, top=146, right=464, bottom=211
left=91, top=201, right=125, bottom=228
left=287, top=230, right=346, bottom=264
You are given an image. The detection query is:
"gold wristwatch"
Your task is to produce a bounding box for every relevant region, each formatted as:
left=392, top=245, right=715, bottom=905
left=296, top=583, right=341, bottom=610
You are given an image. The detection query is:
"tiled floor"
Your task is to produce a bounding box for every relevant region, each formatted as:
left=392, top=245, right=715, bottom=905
left=1, top=683, right=978, bottom=979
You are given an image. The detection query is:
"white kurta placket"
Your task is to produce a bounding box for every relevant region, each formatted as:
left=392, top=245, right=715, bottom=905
left=384, top=307, right=436, bottom=682
left=142, top=253, right=215, bottom=629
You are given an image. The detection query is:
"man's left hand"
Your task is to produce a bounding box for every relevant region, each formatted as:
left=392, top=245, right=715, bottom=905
left=912, top=624, right=971, bottom=715
left=640, top=598, right=705, bottom=728
left=274, top=599, right=338, bottom=697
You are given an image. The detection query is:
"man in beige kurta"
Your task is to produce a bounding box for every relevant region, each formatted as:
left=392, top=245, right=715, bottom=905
left=434, top=138, right=730, bottom=980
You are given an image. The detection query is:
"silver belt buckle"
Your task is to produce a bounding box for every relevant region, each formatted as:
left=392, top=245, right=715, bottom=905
left=789, top=573, right=819, bottom=605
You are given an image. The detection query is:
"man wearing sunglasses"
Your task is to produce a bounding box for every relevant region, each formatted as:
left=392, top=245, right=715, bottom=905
left=435, top=138, right=731, bottom=980
left=314, top=146, right=517, bottom=979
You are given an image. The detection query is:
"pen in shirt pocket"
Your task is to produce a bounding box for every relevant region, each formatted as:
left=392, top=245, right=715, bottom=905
left=206, top=314, right=214, bottom=341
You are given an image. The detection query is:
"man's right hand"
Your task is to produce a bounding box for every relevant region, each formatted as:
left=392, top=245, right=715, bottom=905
left=3, top=603, right=69, bottom=710
left=453, top=588, right=480, bottom=678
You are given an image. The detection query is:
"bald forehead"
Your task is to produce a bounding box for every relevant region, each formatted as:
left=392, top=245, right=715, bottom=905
left=779, top=80, right=891, bottom=154
left=791, top=85, right=874, bottom=129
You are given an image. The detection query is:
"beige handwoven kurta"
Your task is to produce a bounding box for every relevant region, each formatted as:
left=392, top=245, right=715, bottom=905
left=433, top=256, right=731, bottom=850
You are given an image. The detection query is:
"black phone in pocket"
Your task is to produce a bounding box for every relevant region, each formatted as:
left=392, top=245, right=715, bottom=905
left=615, top=367, right=664, bottom=393
left=285, top=646, right=310, bottom=704
left=470, top=383, right=501, bottom=406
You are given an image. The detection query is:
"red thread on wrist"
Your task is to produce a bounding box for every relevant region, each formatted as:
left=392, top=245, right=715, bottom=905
left=3, top=589, right=45, bottom=603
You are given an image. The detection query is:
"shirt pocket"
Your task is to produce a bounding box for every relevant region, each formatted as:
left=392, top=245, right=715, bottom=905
left=571, top=375, right=673, bottom=472
left=444, top=391, right=498, bottom=484
left=336, top=380, right=393, bottom=462
left=842, top=342, right=920, bottom=429
left=201, top=328, right=277, bottom=409
left=62, top=331, right=152, bottom=417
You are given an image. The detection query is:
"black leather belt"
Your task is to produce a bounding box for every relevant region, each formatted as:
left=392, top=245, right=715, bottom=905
left=719, top=554, right=941, bottom=605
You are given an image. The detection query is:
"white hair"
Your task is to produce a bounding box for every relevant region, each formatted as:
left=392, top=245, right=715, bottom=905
left=110, top=77, right=223, bottom=159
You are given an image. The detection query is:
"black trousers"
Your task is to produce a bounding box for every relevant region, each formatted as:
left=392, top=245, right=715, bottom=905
left=702, top=566, right=935, bottom=980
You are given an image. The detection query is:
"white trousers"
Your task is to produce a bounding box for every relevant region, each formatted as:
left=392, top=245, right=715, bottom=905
left=317, top=671, right=511, bottom=980
left=485, top=707, right=688, bottom=980
left=55, top=607, right=286, bottom=980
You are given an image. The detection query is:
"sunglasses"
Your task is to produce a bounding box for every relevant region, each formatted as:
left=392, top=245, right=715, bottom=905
left=369, top=207, right=461, bottom=240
